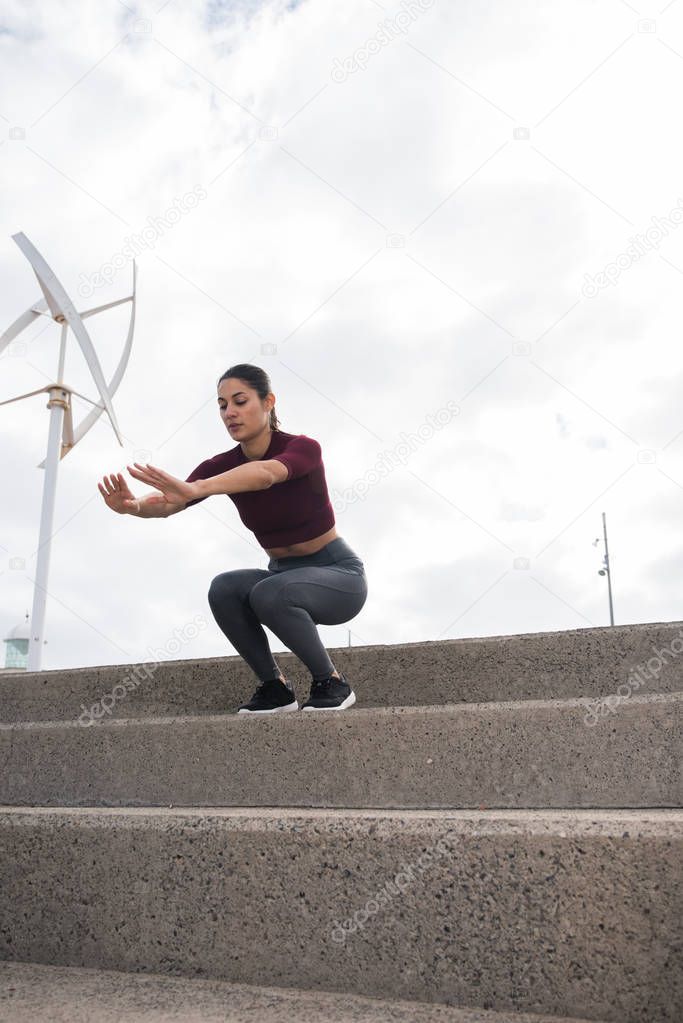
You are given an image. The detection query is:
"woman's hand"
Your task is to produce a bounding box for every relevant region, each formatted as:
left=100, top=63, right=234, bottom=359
left=98, top=472, right=152, bottom=515
left=126, top=462, right=199, bottom=506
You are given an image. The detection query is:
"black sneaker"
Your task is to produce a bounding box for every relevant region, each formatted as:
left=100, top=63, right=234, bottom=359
left=302, top=672, right=356, bottom=711
left=237, top=677, right=299, bottom=714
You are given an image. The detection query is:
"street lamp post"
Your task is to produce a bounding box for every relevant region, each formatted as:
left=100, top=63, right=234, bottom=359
left=594, top=511, right=615, bottom=626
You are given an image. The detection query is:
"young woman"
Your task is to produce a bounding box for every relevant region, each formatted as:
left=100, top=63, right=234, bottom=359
left=98, top=363, right=368, bottom=714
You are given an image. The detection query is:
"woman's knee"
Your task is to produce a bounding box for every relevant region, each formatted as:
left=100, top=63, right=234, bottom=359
left=208, top=570, right=247, bottom=605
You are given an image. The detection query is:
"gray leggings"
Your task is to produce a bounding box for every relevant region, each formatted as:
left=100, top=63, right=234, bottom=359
left=207, top=537, right=368, bottom=683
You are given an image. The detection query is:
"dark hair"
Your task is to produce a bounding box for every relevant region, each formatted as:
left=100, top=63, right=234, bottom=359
left=217, top=363, right=281, bottom=432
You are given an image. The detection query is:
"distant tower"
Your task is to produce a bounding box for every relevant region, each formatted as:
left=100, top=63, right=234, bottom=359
left=3, top=612, right=30, bottom=671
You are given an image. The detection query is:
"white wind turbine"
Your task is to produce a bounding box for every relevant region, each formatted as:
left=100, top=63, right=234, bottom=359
left=0, top=232, right=137, bottom=670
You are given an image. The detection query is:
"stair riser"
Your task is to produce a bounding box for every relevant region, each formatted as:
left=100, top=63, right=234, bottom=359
left=1, top=694, right=680, bottom=808
left=3, top=622, right=683, bottom=722
left=0, top=809, right=680, bottom=1023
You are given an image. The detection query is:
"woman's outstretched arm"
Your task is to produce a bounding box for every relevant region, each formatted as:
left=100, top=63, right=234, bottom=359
left=129, top=459, right=277, bottom=502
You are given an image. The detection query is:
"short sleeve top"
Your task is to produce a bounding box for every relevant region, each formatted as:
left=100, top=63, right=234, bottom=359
left=183, top=430, right=335, bottom=548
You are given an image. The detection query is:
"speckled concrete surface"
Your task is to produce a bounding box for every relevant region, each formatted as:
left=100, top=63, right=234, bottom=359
left=2, top=620, right=682, bottom=723
left=0, top=808, right=680, bottom=1022
left=0, top=961, right=605, bottom=1023
left=0, top=692, right=679, bottom=808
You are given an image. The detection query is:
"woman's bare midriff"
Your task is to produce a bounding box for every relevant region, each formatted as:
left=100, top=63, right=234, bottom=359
left=264, top=525, right=339, bottom=559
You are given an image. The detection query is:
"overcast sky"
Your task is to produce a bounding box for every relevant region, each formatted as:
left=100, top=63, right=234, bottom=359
left=1, top=0, right=683, bottom=672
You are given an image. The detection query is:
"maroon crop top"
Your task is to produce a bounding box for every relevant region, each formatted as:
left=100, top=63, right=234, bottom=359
left=183, top=430, right=336, bottom=548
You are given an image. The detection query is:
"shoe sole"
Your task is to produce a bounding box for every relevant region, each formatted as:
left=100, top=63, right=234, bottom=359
left=237, top=701, right=299, bottom=715
left=302, top=691, right=356, bottom=711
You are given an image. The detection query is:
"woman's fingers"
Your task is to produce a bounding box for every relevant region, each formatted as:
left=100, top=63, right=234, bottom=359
left=127, top=465, right=153, bottom=484
left=133, top=462, right=168, bottom=475
left=99, top=473, right=134, bottom=499
left=116, top=472, right=132, bottom=495
left=131, top=462, right=168, bottom=483
left=127, top=463, right=175, bottom=489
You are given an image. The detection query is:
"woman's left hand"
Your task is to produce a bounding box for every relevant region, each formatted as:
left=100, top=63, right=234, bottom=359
left=126, top=463, right=199, bottom=505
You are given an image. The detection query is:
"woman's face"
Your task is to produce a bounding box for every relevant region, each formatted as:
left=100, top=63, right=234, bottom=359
left=217, top=378, right=272, bottom=439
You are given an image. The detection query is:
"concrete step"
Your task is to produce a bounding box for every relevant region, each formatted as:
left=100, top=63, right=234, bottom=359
left=2, top=620, right=682, bottom=723
left=0, top=807, right=678, bottom=1023
left=1, top=691, right=680, bottom=809
left=0, top=961, right=605, bottom=1023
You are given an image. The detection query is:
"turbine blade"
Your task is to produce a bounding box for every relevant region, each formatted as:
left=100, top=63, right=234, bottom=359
left=67, top=387, right=106, bottom=408
left=37, top=260, right=137, bottom=465
left=31, top=271, right=62, bottom=319
left=68, top=259, right=136, bottom=450
left=80, top=294, right=133, bottom=320
left=11, top=232, right=124, bottom=445
left=0, top=386, right=51, bottom=407
left=0, top=302, right=46, bottom=356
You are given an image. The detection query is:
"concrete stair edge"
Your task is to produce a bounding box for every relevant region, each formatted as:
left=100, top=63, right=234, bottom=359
left=1, top=691, right=680, bottom=809
left=3, top=619, right=683, bottom=722
left=0, top=961, right=608, bottom=1023
left=2, top=687, right=682, bottom=728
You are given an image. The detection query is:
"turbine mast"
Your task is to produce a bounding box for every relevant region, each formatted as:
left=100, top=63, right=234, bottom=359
left=0, top=233, right=137, bottom=670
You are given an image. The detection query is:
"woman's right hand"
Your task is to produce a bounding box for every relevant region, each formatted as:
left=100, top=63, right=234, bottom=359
left=98, top=472, right=158, bottom=515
